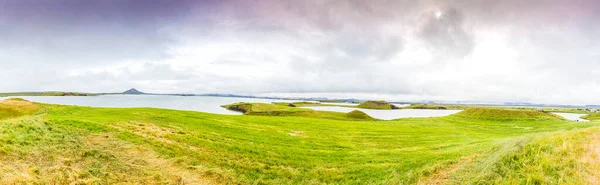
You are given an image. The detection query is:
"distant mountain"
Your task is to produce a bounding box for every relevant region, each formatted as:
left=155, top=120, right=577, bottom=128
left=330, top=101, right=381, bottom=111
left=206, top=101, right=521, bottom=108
left=123, top=88, right=144, bottom=94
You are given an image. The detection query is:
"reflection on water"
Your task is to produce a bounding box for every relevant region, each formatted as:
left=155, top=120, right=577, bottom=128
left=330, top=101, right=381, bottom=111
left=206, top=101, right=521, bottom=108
left=304, top=106, right=461, bottom=120
left=553, top=113, right=589, bottom=122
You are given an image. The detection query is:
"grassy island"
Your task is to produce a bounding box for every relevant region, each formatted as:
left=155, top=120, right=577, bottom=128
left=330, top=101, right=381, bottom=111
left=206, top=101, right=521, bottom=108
left=356, top=100, right=400, bottom=110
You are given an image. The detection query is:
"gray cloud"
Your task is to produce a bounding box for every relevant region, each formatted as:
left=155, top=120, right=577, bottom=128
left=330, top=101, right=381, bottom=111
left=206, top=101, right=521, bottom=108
left=418, top=8, right=474, bottom=58
left=0, top=0, right=191, bottom=66
left=1, top=0, right=600, bottom=105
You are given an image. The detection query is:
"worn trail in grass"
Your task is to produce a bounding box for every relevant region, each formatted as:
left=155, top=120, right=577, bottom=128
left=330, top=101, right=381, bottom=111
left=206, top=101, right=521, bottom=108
left=0, top=100, right=598, bottom=184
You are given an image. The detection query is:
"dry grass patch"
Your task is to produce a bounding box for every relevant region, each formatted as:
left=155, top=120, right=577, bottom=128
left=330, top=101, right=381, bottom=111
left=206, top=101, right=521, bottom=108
left=107, top=122, right=203, bottom=153
left=582, top=131, right=600, bottom=184
left=452, top=127, right=600, bottom=184
left=288, top=130, right=304, bottom=137
left=0, top=99, right=42, bottom=119
left=417, top=155, right=477, bottom=185
left=84, top=133, right=216, bottom=185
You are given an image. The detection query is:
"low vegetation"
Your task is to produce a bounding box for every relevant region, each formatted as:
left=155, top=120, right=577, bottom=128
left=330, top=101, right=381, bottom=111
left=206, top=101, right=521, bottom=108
left=345, top=110, right=373, bottom=120
left=272, top=102, right=328, bottom=107
left=545, top=107, right=599, bottom=114
left=404, top=103, right=450, bottom=110
left=356, top=100, right=399, bottom=110
left=0, top=98, right=43, bottom=119
left=0, top=99, right=598, bottom=184
left=451, top=127, right=600, bottom=184
left=583, top=113, right=600, bottom=121
left=453, top=107, right=563, bottom=120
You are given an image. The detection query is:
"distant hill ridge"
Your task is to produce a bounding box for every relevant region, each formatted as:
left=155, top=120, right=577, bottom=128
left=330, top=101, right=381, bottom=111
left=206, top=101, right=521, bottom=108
left=123, top=88, right=144, bottom=94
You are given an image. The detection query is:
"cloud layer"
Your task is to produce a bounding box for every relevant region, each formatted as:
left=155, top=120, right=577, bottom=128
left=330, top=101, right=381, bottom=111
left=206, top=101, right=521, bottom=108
left=1, top=0, right=599, bottom=104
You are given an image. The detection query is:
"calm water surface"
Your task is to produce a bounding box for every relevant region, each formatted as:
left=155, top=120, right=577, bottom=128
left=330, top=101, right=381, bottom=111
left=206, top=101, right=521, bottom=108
left=15, top=96, right=585, bottom=121
left=553, top=113, right=589, bottom=122
left=12, top=95, right=284, bottom=115
left=4, top=95, right=463, bottom=119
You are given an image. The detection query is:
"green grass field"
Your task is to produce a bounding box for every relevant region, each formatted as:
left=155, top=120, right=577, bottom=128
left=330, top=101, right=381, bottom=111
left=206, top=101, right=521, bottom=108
left=583, top=114, right=600, bottom=121
left=1, top=99, right=599, bottom=184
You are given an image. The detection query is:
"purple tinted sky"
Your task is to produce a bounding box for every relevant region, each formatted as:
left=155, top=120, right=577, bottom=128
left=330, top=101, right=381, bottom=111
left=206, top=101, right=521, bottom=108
left=1, top=0, right=599, bottom=104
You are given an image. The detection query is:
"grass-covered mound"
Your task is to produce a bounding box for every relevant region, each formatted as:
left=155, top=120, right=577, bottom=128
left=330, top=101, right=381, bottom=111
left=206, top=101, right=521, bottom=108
left=357, top=100, right=399, bottom=110
left=582, top=113, right=600, bottom=121
left=0, top=98, right=42, bottom=119
left=271, top=102, right=324, bottom=107
left=223, top=103, right=376, bottom=121
left=223, top=103, right=309, bottom=113
left=346, top=110, right=374, bottom=119
left=221, top=103, right=253, bottom=113
left=453, top=107, right=563, bottom=120
left=404, top=103, right=449, bottom=110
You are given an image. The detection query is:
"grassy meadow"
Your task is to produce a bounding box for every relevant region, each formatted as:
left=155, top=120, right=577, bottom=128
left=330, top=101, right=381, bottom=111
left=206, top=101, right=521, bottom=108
left=1, top=98, right=599, bottom=184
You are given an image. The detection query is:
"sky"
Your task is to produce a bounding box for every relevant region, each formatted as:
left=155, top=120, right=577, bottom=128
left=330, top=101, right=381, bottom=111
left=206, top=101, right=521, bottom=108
left=1, top=0, right=599, bottom=105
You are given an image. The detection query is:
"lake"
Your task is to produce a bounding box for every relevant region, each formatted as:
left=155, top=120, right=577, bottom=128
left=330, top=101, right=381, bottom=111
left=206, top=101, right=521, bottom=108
left=7, top=95, right=585, bottom=121
left=553, top=113, right=590, bottom=122
left=303, top=106, right=462, bottom=120
left=8, top=95, right=283, bottom=115
left=3, top=95, right=460, bottom=119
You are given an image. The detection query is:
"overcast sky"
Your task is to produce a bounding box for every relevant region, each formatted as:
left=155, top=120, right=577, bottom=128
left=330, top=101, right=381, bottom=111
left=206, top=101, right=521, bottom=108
left=1, top=0, right=599, bottom=104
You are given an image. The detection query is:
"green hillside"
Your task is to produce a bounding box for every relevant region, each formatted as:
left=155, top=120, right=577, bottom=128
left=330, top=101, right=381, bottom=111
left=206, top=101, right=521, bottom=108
left=356, top=101, right=399, bottom=110
left=0, top=100, right=598, bottom=184
left=453, top=107, right=564, bottom=120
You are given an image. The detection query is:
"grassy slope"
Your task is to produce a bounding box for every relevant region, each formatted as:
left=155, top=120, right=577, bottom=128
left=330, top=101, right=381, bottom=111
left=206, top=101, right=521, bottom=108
left=454, top=107, right=564, bottom=120
left=356, top=101, right=398, bottom=110
left=1, top=100, right=599, bottom=184
left=0, top=98, right=43, bottom=119
left=583, top=113, right=600, bottom=121
left=403, top=104, right=450, bottom=110
left=450, top=127, right=600, bottom=184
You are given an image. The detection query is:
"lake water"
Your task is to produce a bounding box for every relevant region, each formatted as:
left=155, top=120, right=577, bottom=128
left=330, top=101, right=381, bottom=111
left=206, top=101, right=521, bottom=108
left=553, top=113, right=590, bottom=122
left=2, top=95, right=461, bottom=119
left=9, top=96, right=585, bottom=121
left=9, top=95, right=285, bottom=115
left=303, top=106, right=462, bottom=120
